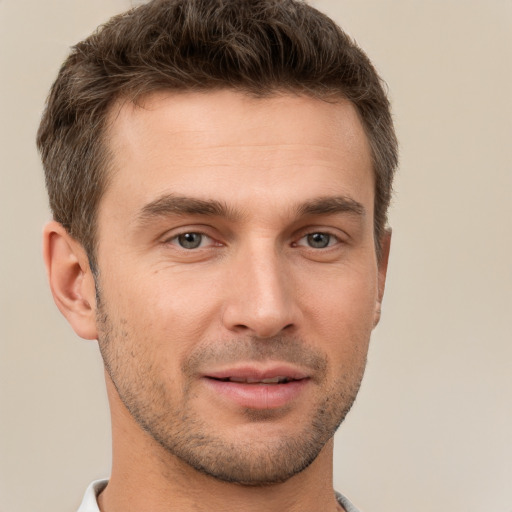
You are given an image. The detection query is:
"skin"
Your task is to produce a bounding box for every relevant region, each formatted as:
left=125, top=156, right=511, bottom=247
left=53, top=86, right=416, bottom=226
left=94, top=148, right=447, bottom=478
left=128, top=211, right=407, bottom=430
left=44, top=90, right=390, bottom=512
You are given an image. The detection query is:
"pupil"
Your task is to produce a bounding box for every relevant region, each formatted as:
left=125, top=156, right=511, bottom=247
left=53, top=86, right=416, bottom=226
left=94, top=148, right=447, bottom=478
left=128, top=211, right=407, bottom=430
left=307, top=233, right=330, bottom=248
left=178, top=233, right=202, bottom=249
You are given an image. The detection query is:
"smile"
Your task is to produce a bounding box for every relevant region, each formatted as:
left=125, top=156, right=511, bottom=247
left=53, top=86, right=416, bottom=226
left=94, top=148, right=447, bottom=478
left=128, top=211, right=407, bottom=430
left=213, top=376, right=294, bottom=384
left=202, top=365, right=311, bottom=409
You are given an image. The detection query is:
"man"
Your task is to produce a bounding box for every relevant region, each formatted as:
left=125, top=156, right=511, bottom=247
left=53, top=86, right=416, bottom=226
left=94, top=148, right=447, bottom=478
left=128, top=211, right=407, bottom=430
left=37, top=0, right=398, bottom=510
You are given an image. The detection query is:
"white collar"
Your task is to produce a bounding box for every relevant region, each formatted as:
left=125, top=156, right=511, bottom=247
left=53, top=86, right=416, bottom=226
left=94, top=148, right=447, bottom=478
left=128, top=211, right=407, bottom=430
left=76, top=479, right=361, bottom=512
left=77, top=479, right=107, bottom=512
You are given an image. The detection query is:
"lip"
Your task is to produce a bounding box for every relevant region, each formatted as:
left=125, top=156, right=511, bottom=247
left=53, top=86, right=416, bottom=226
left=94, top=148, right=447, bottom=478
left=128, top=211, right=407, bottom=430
left=205, top=365, right=309, bottom=382
left=202, top=364, right=310, bottom=410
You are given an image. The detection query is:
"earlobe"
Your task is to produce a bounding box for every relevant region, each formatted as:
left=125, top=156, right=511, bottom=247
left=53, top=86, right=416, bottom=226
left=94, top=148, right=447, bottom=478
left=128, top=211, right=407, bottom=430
left=373, top=228, right=392, bottom=328
left=43, top=221, right=98, bottom=340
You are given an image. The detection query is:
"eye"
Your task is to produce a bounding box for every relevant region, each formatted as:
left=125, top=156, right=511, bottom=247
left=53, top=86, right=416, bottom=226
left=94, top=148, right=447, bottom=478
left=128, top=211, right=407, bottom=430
left=173, top=232, right=210, bottom=249
left=296, top=232, right=338, bottom=249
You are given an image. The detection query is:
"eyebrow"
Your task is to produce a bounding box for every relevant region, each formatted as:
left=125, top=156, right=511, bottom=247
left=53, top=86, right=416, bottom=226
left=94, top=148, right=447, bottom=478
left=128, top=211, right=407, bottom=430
left=135, top=193, right=365, bottom=227
left=136, top=194, right=241, bottom=226
left=296, top=196, right=366, bottom=218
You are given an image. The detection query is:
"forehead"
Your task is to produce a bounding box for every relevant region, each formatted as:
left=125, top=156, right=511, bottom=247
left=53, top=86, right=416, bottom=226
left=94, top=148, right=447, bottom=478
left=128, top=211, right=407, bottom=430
left=100, top=90, right=373, bottom=220
left=107, top=89, right=370, bottom=158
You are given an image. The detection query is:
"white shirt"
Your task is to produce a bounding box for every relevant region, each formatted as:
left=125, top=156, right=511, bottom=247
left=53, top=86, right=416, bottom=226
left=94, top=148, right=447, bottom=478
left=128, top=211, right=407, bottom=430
left=77, top=479, right=361, bottom=512
left=77, top=480, right=107, bottom=512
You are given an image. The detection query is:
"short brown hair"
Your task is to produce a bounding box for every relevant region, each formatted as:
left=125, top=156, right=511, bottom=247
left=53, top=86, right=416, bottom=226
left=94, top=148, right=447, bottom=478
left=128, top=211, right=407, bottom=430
left=37, top=0, right=398, bottom=268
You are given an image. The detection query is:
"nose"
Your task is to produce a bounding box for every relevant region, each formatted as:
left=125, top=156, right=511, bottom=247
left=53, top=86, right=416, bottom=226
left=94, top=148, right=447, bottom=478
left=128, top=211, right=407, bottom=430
left=221, top=243, right=301, bottom=338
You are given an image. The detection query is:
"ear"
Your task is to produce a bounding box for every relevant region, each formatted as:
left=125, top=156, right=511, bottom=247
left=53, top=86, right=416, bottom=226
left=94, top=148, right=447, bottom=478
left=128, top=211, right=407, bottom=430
left=43, top=221, right=98, bottom=340
left=373, top=228, right=392, bottom=328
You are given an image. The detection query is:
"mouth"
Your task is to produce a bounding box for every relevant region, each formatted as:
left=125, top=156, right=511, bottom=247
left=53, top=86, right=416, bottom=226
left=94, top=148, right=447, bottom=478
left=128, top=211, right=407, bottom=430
left=211, top=376, right=296, bottom=384
left=202, top=366, right=310, bottom=409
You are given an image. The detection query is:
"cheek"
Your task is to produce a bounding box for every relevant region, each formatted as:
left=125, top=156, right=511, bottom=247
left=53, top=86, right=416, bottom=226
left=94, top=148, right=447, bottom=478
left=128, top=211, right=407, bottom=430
left=298, top=263, right=378, bottom=362
left=100, top=266, right=222, bottom=356
left=301, top=263, right=379, bottom=326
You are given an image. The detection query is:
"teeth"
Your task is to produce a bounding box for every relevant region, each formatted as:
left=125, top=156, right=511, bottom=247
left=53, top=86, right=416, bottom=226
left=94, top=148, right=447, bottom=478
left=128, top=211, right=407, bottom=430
left=226, top=376, right=289, bottom=384
left=228, top=377, right=247, bottom=383
left=260, top=377, right=284, bottom=384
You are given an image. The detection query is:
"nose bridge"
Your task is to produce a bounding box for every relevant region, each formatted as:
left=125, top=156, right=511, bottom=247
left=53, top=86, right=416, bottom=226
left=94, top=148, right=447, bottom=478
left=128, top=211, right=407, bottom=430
left=222, top=236, right=298, bottom=337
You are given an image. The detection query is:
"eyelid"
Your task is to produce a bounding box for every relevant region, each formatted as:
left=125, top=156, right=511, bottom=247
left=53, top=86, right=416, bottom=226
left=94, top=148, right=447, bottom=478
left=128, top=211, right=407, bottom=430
left=161, top=226, right=222, bottom=248
left=294, top=232, right=340, bottom=248
left=292, top=226, right=347, bottom=247
left=169, top=233, right=213, bottom=249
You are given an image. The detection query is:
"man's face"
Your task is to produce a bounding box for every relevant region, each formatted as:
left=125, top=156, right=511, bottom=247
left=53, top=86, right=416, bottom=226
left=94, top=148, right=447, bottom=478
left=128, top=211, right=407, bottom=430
left=94, top=90, right=387, bottom=484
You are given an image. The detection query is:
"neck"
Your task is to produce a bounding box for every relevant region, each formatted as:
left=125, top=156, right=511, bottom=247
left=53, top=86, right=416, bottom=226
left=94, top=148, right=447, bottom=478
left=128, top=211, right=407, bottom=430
left=100, top=440, right=340, bottom=512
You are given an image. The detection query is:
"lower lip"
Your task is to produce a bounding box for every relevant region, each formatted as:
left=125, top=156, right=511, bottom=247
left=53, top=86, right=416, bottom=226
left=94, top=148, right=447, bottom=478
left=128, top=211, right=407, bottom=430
left=202, top=378, right=309, bottom=409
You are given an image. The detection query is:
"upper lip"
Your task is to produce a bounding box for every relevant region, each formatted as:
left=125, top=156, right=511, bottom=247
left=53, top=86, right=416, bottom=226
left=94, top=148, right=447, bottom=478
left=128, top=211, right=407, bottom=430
left=204, top=364, right=309, bottom=383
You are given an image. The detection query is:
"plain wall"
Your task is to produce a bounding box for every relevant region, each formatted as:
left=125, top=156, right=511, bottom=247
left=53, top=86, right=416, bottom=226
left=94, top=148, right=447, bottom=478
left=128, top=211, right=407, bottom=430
left=1, top=1, right=510, bottom=511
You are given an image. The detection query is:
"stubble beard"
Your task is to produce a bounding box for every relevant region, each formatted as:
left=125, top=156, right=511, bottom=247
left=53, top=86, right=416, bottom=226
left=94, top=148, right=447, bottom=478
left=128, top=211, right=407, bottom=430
left=96, top=300, right=368, bottom=486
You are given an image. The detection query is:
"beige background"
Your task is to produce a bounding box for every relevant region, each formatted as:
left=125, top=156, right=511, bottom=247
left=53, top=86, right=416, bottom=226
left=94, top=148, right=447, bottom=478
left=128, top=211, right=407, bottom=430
left=1, top=0, right=511, bottom=511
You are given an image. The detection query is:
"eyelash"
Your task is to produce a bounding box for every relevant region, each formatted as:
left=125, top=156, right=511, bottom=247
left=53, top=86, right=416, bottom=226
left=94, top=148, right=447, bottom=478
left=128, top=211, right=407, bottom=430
left=293, top=231, right=341, bottom=249
left=165, top=230, right=342, bottom=250
left=166, top=232, right=218, bottom=250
